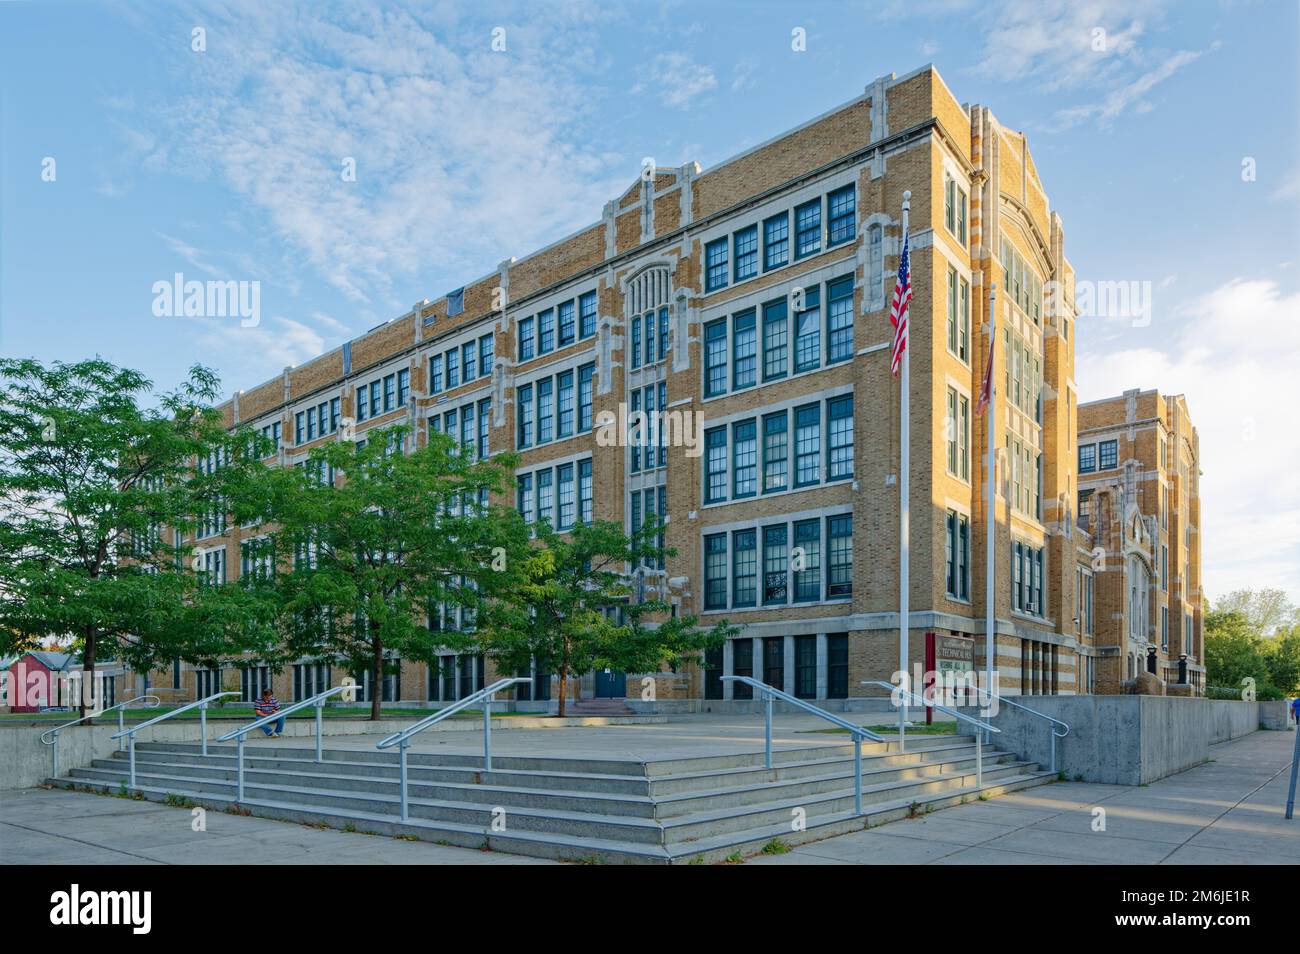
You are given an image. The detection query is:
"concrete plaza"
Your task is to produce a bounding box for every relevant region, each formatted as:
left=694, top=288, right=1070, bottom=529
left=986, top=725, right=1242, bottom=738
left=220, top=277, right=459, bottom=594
left=2, top=725, right=1297, bottom=865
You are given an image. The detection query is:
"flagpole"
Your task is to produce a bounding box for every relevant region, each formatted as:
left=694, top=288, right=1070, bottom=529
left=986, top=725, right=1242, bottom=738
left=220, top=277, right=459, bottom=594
left=898, top=190, right=911, bottom=746
left=985, top=283, right=998, bottom=707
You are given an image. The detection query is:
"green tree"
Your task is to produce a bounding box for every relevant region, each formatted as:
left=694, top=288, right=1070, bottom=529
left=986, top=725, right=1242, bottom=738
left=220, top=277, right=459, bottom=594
left=1213, top=588, right=1297, bottom=636
left=0, top=358, right=279, bottom=716
left=261, top=425, right=528, bottom=720
left=485, top=516, right=738, bottom=717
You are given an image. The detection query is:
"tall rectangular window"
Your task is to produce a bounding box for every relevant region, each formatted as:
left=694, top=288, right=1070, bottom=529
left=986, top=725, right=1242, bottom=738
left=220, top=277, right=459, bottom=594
left=658, top=306, right=669, bottom=362
left=827, top=275, right=853, bottom=363
left=536, top=468, right=553, bottom=526
left=958, top=277, right=970, bottom=361
left=733, top=640, right=754, bottom=699
left=705, top=426, right=727, bottom=503
left=763, top=525, right=787, bottom=605
left=827, top=185, right=855, bottom=246
left=578, top=363, right=595, bottom=432
left=477, top=399, right=490, bottom=459
left=732, top=529, right=757, bottom=608
left=536, top=378, right=554, bottom=443
left=429, top=355, right=442, bottom=394
left=462, top=342, right=476, bottom=383
left=397, top=369, right=410, bottom=405
left=794, top=286, right=821, bottom=372
left=794, top=635, right=817, bottom=699
left=578, top=459, right=593, bottom=524
left=557, top=463, right=575, bottom=530
left=762, top=411, right=788, bottom=493
left=383, top=374, right=395, bottom=412
left=516, top=474, right=534, bottom=524
left=762, top=298, right=788, bottom=381
left=1079, top=444, right=1096, bottom=473
left=516, top=384, right=533, bottom=448
left=518, top=316, right=535, bottom=361
left=1099, top=439, right=1118, bottom=470
left=793, top=519, right=821, bottom=602
left=732, top=419, right=757, bottom=498
left=538, top=308, right=555, bottom=354
left=763, top=213, right=789, bottom=270
left=827, top=634, right=848, bottom=698
left=732, top=309, right=756, bottom=390
left=763, top=637, right=785, bottom=689
left=947, top=265, right=960, bottom=355
left=369, top=380, right=381, bottom=416
left=445, top=350, right=459, bottom=389
left=946, top=510, right=969, bottom=600
left=794, top=199, right=821, bottom=258
left=704, top=534, right=727, bottom=609
left=643, top=310, right=656, bottom=366
left=794, top=403, right=821, bottom=487
left=558, top=300, right=576, bottom=346
left=827, top=395, right=853, bottom=480
left=827, top=515, right=852, bottom=598
left=557, top=370, right=575, bottom=438
left=574, top=292, right=596, bottom=341
left=480, top=334, right=494, bottom=377
left=705, top=238, right=729, bottom=291
left=630, top=315, right=642, bottom=370
left=734, top=225, right=758, bottom=281
left=704, top=319, right=728, bottom=397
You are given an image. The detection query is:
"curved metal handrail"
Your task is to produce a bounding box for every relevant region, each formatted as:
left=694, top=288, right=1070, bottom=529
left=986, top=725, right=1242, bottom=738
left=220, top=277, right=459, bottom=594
left=215, top=685, right=353, bottom=742
left=377, top=677, right=532, bottom=821
left=722, top=676, right=883, bottom=816
left=40, top=694, right=160, bottom=745
left=110, top=691, right=239, bottom=740
left=971, top=687, right=1069, bottom=738
left=861, top=680, right=1000, bottom=735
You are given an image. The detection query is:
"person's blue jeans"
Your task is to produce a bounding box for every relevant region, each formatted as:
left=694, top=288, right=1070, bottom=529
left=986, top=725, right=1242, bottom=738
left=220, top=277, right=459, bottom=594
left=259, top=716, right=285, bottom=736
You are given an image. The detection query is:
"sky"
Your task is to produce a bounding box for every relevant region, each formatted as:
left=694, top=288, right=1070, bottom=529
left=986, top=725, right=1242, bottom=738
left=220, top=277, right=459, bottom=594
left=1, top=0, right=1297, bottom=605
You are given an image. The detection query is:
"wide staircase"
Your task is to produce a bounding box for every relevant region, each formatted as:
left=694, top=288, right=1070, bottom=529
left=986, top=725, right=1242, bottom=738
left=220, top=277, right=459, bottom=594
left=47, top=731, right=1053, bottom=864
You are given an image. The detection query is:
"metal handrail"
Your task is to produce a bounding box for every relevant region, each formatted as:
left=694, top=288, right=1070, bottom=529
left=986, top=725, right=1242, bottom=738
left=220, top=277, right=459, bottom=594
left=722, top=676, right=883, bottom=815
left=110, top=690, right=239, bottom=788
left=968, top=687, right=1070, bottom=774
left=216, top=685, right=355, bottom=802
left=377, top=677, right=532, bottom=821
left=862, top=680, right=1000, bottom=787
left=40, top=694, right=161, bottom=779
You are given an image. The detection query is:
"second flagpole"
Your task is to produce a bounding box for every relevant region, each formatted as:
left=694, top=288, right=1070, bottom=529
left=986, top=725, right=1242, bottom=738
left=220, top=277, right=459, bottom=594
left=898, top=190, right=911, bottom=746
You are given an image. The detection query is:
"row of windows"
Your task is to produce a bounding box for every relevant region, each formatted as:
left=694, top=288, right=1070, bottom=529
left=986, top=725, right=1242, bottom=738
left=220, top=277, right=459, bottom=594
left=629, top=484, right=667, bottom=570
left=703, top=514, right=853, bottom=610
left=704, top=396, right=853, bottom=505
left=704, top=275, right=854, bottom=399
left=515, top=458, right=594, bottom=531
left=260, top=421, right=282, bottom=453
left=429, top=398, right=493, bottom=461
left=629, top=382, right=668, bottom=472
left=355, top=369, right=411, bottom=424
left=516, top=364, right=595, bottom=449
left=1078, top=439, right=1118, bottom=473
left=1012, top=542, right=1045, bottom=616
left=195, top=448, right=227, bottom=539
left=295, top=397, right=343, bottom=445
left=702, top=634, right=850, bottom=700
left=704, top=185, right=855, bottom=292
left=1008, top=436, right=1043, bottom=520
left=943, top=175, right=969, bottom=246
left=517, top=291, right=598, bottom=362
left=629, top=306, right=671, bottom=370
left=429, top=333, right=494, bottom=395
left=1000, top=236, right=1043, bottom=323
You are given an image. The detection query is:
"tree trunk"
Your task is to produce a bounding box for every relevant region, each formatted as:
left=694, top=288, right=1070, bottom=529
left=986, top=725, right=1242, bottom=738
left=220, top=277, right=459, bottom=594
left=556, top=662, right=569, bottom=718
left=370, top=625, right=383, bottom=721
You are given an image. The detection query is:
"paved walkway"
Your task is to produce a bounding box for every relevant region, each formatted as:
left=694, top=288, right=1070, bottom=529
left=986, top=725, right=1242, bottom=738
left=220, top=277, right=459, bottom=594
left=4, top=728, right=1296, bottom=865
left=749, top=729, right=1300, bottom=864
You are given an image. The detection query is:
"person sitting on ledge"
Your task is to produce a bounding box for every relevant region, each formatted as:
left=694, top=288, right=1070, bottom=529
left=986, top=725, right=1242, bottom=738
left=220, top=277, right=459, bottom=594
left=255, top=687, right=285, bottom=737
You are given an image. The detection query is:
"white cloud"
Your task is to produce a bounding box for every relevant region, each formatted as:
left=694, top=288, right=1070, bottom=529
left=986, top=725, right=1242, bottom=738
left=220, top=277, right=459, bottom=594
left=135, top=4, right=632, bottom=316
left=1078, top=279, right=1300, bottom=604
left=636, top=52, right=717, bottom=109
left=196, top=316, right=326, bottom=381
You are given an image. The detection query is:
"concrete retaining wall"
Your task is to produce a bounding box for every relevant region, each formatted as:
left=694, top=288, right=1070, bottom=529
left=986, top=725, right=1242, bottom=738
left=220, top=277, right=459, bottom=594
left=0, top=713, right=664, bottom=791
left=1259, top=700, right=1296, bottom=731
left=960, top=696, right=1259, bottom=786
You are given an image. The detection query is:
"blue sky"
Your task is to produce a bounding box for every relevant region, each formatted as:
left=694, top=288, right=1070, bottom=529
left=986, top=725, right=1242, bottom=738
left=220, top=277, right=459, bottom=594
left=1, top=0, right=1297, bottom=604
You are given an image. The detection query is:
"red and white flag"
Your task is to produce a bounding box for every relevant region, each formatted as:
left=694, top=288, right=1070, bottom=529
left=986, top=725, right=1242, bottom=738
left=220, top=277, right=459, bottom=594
left=889, top=232, right=911, bottom=377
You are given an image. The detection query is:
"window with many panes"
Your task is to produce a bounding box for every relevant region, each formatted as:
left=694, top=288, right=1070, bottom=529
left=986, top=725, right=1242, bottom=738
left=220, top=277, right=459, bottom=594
left=1098, top=440, right=1118, bottom=470
left=827, top=395, right=853, bottom=480
left=794, top=403, right=820, bottom=487
left=827, top=186, right=855, bottom=246
left=732, top=529, right=757, bottom=608
left=704, top=319, right=727, bottom=396
left=792, top=519, right=821, bottom=602
left=946, top=510, right=969, bottom=600
left=794, top=199, right=821, bottom=258
left=763, top=411, right=788, bottom=493
left=827, top=276, right=853, bottom=363
left=732, top=420, right=757, bottom=498
left=763, top=525, right=788, bottom=605
left=763, top=213, right=789, bottom=270
left=827, top=515, right=852, bottom=598
left=762, top=299, right=788, bottom=381
left=704, top=534, right=727, bottom=609
left=705, top=238, right=729, bottom=291
left=734, top=225, right=758, bottom=282
left=579, top=291, right=598, bottom=339
left=794, top=286, right=820, bottom=373
left=732, top=310, right=756, bottom=389
left=705, top=427, right=727, bottom=503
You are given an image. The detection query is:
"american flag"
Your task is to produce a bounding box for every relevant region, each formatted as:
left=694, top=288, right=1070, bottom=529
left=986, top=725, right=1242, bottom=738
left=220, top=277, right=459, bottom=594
left=889, top=232, right=911, bottom=377
left=975, top=323, right=995, bottom=416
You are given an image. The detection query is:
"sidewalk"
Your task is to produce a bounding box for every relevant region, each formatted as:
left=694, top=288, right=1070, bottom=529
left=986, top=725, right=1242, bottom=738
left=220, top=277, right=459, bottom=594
left=749, top=729, right=1300, bottom=864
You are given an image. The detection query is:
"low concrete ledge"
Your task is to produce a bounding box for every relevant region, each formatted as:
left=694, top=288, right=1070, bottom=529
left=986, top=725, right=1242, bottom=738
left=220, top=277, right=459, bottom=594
left=0, top=713, right=665, bottom=791
left=959, top=696, right=1259, bottom=786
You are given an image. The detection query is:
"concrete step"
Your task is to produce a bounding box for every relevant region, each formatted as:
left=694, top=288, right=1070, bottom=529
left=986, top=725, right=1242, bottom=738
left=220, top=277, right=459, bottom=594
left=46, top=768, right=1057, bottom=865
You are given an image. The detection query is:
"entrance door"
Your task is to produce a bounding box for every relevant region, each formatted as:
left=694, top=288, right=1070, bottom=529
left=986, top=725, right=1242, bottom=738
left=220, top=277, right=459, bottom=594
left=593, top=669, right=627, bottom=698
